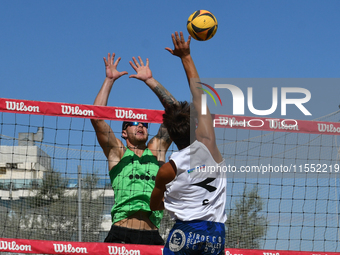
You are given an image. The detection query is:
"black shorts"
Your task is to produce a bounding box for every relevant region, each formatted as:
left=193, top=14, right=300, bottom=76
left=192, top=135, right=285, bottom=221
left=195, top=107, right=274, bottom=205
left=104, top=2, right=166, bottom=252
left=104, top=225, right=165, bottom=245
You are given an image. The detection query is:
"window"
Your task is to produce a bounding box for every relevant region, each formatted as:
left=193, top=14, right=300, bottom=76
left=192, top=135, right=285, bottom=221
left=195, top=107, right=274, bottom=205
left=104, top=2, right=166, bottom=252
left=6, top=163, right=17, bottom=169
left=0, top=167, right=6, bottom=175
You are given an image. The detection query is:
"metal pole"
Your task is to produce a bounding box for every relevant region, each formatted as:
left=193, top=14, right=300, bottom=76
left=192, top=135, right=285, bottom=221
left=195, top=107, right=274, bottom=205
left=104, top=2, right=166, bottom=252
left=78, top=165, right=82, bottom=242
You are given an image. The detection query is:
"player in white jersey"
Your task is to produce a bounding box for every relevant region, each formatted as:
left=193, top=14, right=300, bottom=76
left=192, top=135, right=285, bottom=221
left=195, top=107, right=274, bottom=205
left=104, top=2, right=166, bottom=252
left=150, top=31, right=226, bottom=255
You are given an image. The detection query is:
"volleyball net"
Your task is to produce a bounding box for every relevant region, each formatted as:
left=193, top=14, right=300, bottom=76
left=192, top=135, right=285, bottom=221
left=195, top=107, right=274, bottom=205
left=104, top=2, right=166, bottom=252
left=0, top=97, right=339, bottom=255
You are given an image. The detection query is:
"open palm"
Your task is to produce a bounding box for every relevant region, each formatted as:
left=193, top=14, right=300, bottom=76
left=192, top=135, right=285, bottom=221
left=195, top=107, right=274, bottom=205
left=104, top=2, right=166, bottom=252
left=104, top=53, right=128, bottom=80
left=129, top=56, right=152, bottom=82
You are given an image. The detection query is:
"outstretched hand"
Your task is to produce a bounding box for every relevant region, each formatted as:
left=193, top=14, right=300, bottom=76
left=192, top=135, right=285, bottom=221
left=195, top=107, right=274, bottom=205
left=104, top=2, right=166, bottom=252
left=129, top=56, right=153, bottom=82
left=165, top=31, right=191, bottom=58
left=104, top=53, right=128, bottom=80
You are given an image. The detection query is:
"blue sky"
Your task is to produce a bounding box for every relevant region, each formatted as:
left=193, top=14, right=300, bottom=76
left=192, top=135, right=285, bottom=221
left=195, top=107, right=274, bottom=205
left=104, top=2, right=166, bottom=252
left=1, top=0, right=340, bottom=119
left=1, top=0, right=340, bottom=252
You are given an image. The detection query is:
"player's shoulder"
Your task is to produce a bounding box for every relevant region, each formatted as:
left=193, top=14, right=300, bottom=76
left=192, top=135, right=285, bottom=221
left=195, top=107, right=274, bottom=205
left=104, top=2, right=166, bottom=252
left=193, top=139, right=223, bottom=164
left=157, top=161, right=176, bottom=183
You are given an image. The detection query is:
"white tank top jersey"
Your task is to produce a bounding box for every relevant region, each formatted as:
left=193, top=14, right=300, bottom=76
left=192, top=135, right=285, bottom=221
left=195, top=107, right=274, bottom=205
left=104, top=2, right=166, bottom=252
left=164, top=140, right=227, bottom=223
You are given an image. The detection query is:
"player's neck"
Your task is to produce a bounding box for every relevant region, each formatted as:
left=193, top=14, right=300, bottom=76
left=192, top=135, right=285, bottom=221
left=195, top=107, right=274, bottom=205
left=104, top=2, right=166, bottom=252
left=126, top=143, right=147, bottom=156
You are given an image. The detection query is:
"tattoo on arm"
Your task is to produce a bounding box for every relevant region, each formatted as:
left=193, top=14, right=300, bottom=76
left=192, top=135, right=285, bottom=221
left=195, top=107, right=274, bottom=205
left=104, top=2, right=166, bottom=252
left=153, top=82, right=179, bottom=107
left=150, top=124, right=172, bottom=145
left=148, top=81, right=175, bottom=148
left=158, top=124, right=172, bottom=144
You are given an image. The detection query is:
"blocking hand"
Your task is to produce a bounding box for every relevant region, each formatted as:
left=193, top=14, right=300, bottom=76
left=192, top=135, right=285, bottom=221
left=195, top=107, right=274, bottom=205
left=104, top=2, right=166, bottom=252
left=129, top=56, right=153, bottom=82
left=165, top=31, right=191, bottom=58
left=104, top=53, right=128, bottom=80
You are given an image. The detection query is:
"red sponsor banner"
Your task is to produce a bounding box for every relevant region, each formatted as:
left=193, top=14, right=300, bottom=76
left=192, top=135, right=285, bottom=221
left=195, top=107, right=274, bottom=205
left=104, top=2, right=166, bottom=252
left=0, top=98, right=164, bottom=123
left=0, top=238, right=339, bottom=255
left=0, top=237, right=159, bottom=255
left=212, top=114, right=340, bottom=135
left=0, top=98, right=339, bottom=135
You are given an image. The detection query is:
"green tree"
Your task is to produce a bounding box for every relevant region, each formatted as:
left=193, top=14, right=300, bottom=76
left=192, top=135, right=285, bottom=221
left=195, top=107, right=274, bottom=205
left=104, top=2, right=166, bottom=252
left=32, top=171, right=68, bottom=205
left=225, top=185, right=268, bottom=249
left=80, top=173, right=104, bottom=242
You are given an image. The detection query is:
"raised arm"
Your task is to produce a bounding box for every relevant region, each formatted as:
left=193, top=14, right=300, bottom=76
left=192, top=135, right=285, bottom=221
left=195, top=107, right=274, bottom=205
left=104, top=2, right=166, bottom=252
left=129, top=57, right=178, bottom=163
left=166, top=31, right=222, bottom=163
left=91, top=53, right=128, bottom=170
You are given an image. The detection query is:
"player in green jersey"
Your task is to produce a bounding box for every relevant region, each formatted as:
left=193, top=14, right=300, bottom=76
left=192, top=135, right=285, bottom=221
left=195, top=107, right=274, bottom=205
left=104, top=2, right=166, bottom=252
left=91, top=53, right=178, bottom=244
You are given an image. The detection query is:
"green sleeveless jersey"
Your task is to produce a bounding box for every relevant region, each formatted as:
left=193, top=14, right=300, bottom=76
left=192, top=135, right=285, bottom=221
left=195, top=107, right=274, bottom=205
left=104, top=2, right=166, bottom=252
left=109, top=148, right=163, bottom=228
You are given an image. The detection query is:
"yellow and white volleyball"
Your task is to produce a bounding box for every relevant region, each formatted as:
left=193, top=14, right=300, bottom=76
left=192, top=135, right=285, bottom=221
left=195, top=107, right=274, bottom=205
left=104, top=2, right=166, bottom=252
left=187, top=10, right=218, bottom=41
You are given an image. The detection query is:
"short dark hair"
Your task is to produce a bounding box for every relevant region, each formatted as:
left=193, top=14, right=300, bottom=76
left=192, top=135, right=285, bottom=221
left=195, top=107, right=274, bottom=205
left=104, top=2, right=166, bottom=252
left=163, top=101, right=196, bottom=149
left=122, top=121, right=130, bottom=131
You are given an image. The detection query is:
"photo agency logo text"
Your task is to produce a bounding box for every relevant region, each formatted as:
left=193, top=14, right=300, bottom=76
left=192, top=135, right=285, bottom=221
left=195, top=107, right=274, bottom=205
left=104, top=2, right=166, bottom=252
left=200, top=84, right=312, bottom=127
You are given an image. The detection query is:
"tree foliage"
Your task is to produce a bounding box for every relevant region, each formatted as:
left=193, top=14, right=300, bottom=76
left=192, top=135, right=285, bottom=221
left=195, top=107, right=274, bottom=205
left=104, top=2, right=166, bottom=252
left=225, top=185, right=268, bottom=249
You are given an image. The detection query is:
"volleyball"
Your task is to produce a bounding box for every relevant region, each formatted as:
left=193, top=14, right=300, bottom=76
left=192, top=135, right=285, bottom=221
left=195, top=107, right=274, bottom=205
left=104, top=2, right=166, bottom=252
left=187, top=10, right=218, bottom=41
